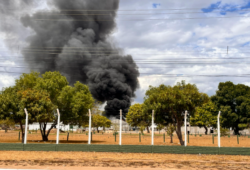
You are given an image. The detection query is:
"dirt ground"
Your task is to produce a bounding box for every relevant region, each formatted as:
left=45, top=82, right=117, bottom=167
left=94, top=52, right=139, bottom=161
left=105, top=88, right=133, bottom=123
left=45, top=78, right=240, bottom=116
left=1, top=130, right=250, bottom=147
left=0, top=151, right=250, bottom=170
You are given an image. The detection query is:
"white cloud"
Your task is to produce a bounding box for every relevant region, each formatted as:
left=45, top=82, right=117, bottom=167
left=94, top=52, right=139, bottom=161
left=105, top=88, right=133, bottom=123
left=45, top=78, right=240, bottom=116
left=0, top=74, right=16, bottom=90
left=2, top=0, right=250, bottom=106
left=113, top=0, right=250, bottom=103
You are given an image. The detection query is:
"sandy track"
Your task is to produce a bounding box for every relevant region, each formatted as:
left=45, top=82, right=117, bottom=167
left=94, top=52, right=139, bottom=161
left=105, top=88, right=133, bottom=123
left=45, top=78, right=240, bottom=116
left=0, top=151, right=250, bottom=170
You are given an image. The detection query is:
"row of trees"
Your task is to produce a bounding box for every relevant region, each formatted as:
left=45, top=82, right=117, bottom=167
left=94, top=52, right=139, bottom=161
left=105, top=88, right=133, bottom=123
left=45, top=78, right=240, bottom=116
left=192, top=81, right=250, bottom=135
left=1, top=71, right=250, bottom=146
left=126, top=81, right=209, bottom=145
left=0, top=71, right=110, bottom=142
left=126, top=81, right=250, bottom=145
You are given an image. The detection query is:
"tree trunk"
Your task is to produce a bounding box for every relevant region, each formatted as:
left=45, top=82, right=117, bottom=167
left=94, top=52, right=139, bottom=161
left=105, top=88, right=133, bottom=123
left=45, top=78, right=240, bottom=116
left=42, top=122, right=48, bottom=141
left=204, top=126, right=208, bottom=135
left=170, top=134, right=173, bottom=143
left=42, top=134, right=48, bottom=141
left=19, top=121, right=24, bottom=143
left=176, top=120, right=184, bottom=145
left=97, top=127, right=99, bottom=133
left=234, top=126, right=240, bottom=135
left=39, top=122, right=56, bottom=141
left=147, top=126, right=150, bottom=133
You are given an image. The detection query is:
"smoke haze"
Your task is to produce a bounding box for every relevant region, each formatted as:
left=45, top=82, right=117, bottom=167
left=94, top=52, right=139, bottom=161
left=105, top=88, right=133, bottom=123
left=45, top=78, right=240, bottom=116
left=17, top=0, right=139, bottom=117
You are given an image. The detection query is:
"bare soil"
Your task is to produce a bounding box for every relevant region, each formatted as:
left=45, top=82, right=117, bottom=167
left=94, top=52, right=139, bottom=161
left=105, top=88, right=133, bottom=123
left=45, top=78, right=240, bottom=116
left=0, top=151, right=250, bottom=170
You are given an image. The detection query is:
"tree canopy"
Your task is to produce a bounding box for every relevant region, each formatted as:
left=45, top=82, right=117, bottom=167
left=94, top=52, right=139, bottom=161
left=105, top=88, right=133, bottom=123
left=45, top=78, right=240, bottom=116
left=91, top=114, right=111, bottom=133
left=0, top=71, right=95, bottom=142
left=190, top=101, right=218, bottom=134
left=0, top=118, right=15, bottom=131
left=18, top=89, right=56, bottom=141
left=165, top=124, right=175, bottom=143
left=126, top=103, right=151, bottom=133
left=58, top=81, right=95, bottom=126
left=211, top=81, right=250, bottom=134
left=0, top=86, right=25, bottom=141
left=143, top=81, right=209, bottom=145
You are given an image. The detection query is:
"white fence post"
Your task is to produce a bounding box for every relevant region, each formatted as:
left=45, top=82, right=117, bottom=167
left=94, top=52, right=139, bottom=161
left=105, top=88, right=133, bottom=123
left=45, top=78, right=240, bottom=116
left=24, top=108, right=28, bottom=144
left=185, top=110, right=187, bottom=147
left=152, top=110, right=154, bottom=145
left=88, top=109, right=92, bottom=145
left=218, top=111, right=221, bottom=148
left=119, top=109, right=122, bottom=145
left=56, top=109, right=60, bottom=144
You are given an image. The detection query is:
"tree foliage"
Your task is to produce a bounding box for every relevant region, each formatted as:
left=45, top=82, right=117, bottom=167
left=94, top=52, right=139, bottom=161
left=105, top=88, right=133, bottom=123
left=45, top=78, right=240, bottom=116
left=165, top=124, right=175, bottom=143
left=156, top=124, right=164, bottom=134
left=0, top=71, right=94, bottom=142
left=144, top=81, right=209, bottom=145
left=211, top=81, right=250, bottom=134
left=190, top=101, right=218, bottom=134
left=91, top=114, right=111, bottom=133
left=18, top=89, right=56, bottom=141
left=58, top=81, right=95, bottom=126
left=0, top=118, right=15, bottom=131
left=0, top=86, right=25, bottom=141
left=35, top=71, right=68, bottom=104
left=126, top=103, right=151, bottom=133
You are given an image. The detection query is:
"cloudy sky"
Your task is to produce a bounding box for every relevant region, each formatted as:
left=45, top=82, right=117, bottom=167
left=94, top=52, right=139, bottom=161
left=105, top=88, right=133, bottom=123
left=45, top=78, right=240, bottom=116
left=1, top=0, right=250, bottom=105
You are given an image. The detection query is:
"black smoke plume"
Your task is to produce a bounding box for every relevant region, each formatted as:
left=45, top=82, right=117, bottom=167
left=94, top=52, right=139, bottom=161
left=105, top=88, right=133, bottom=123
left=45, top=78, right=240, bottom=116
left=19, top=0, right=139, bottom=117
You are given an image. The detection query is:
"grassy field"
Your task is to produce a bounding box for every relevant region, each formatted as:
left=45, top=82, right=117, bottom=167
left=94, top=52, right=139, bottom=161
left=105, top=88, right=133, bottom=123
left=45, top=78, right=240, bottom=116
left=1, top=130, right=250, bottom=147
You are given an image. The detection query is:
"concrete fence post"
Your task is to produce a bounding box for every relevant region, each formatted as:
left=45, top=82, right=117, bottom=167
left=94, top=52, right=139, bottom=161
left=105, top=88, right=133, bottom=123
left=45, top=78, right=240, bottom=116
left=152, top=110, right=154, bottom=146
left=218, top=111, right=221, bottom=147
left=56, top=109, right=60, bottom=144
left=119, top=109, right=122, bottom=145
left=88, top=109, right=92, bottom=145
left=185, top=110, right=187, bottom=147
left=24, top=108, right=28, bottom=144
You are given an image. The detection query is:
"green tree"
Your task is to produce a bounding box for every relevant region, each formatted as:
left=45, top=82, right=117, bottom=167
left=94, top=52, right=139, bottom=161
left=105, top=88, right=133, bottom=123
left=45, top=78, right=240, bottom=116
left=15, top=72, right=39, bottom=91
left=211, top=81, right=250, bottom=135
left=16, top=71, right=68, bottom=141
left=126, top=103, right=151, bottom=133
left=0, top=86, right=25, bottom=141
left=190, top=101, right=218, bottom=135
left=34, top=71, right=69, bottom=140
left=144, top=81, right=209, bottom=145
left=18, top=89, right=56, bottom=141
left=157, top=124, right=164, bottom=134
left=165, top=124, right=175, bottom=143
left=58, top=81, right=95, bottom=127
left=0, top=118, right=15, bottom=131
left=35, top=71, right=69, bottom=104
left=91, top=114, right=111, bottom=133
left=0, top=71, right=94, bottom=142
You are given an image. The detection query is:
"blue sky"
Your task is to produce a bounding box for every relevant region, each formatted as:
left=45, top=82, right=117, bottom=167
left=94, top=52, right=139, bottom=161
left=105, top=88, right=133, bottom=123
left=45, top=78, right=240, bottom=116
left=202, top=1, right=250, bottom=15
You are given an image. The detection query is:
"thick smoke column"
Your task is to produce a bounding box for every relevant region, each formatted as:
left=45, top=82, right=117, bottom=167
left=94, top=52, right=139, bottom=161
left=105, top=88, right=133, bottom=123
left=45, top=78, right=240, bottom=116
left=20, top=0, right=139, bottom=117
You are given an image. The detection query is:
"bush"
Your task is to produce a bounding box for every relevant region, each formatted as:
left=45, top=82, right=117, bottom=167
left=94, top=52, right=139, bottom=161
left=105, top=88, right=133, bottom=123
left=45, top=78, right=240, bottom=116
left=215, top=128, right=230, bottom=136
